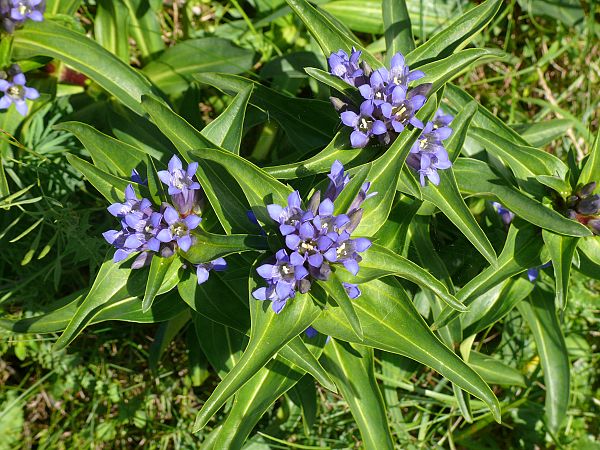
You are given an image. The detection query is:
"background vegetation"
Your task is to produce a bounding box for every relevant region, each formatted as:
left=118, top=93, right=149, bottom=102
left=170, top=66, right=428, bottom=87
left=0, top=0, right=598, bottom=448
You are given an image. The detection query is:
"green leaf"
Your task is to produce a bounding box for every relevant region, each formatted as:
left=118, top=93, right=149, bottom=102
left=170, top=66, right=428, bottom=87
left=122, top=0, right=164, bottom=62
left=536, top=175, right=572, bottom=196
left=94, top=0, right=130, bottom=62
left=322, top=341, right=394, bottom=450
left=264, top=130, right=369, bottom=180
left=189, top=148, right=293, bottom=226
left=517, top=287, right=570, bottom=433
left=290, top=375, right=318, bottom=434
left=66, top=153, right=149, bottom=203
left=445, top=101, right=477, bottom=162
left=194, top=72, right=338, bottom=153
left=542, top=230, right=578, bottom=310
left=304, top=67, right=363, bottom=105
left=468, top=351, right=526, bottom=387
left=141, top=95, right=253, bottom=234
left=312, top=277, right=501, bottom=422
left=342, top=243, right=466, bottom=312
left=148, top=310, right=191, bottom=372
left=406, top=0, right=502, bottom=66
left=419, top=168, right=497, bottom=265
left=373, top=195, right=420, bottom=257
left=192, top=261, right=322, bottom=431
left=57, top=122, right=147, bottom=177
left=143, top=38, right=255, bottom=95
left=417, top=48, right=506, bottom=93
left=382, top=0, right=415, bottom=60
left=453, top=158, right=591, bottom=237
left=182, top=230, right=267, bottom=264
left=284, top=0, right=381, bottom=69
left=578, top=131, right=600, bottom=187
left=201, top=85, right=253, bottom=154
left=511, top=119, right=576, bottom=147
left=193, top=313, right=246, bottom=379
left=0, top=290, right=185, bottom=334
left=13, top=20, right=156, bottom=114
left=332, top=163, right=370, bottom=215
left=320, top=0, right=383, bottom=34
left=434, top=221, right=546, bottom=329
left=461, top=277, right=534, bottom=336
left=142, top=255, right=180, bottom=312
left=318, top=275, right=363, bottom=339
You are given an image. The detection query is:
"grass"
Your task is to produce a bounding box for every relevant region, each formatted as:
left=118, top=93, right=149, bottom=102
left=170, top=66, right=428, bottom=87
left=0, top=1, right=599, bottom=449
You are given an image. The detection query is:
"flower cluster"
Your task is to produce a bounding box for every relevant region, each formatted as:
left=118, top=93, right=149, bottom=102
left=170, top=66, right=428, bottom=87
left=103, top=155, right=226, bottom=284
left=0, top=0, right=45, bottom=33
left=328, top=49, right=453, bottom=186
left=0, top=64, right=39, bottom=116
left=565, top=182, right=600, bottom=234
left=252, top=161, right=374, bottom=313
left=406, top=109, right=454, bottom=186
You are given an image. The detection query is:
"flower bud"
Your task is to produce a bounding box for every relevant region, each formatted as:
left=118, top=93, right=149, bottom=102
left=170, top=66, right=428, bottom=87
left=576, top=194, right=600, bottom=215
left=578, top=181, right=597, bottom=197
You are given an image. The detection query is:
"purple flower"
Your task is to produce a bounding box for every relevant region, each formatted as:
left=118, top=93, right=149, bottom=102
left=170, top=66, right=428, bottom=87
left=492, top=202, right=514, bottom=225
left=324, top=160, right=350, bottom=202
left=328, top=48, right=365, bottom=86
left=341, top=100, right=387, bottom=148
left=103, top=185, right=163, bottom=264
left=196, top=257, right=227, bottom=285
left=0, top=71, right=39, bottom=116
left=131, top=168, right=147, bottom=185
left=9, top=0, right=44, bottom=21
left=406, top=110, right=453, bottom=186
left=253, top=249, right=309, bottom=313
left=527, top=262, right=551, bottom=283
left=253, top=162, right=373, bottom=313
left=388, top=52, right=425, bottom=87
left=156, top=205, right=201, bottom=252
left=304, top=326, right=319, bottom=338
left=380, top=83, right=429, bottom=133
left=157, top=155, right=202, bottom=215
left=358, top=69, right=389, bottom=105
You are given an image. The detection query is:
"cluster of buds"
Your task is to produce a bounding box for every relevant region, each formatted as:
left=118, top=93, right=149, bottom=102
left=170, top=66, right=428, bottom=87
left=0, top=0, right=44, bottom=33
left=328, top=49, right=453, bottom=186
left=565, top=182, right=600, bottom=234
left=103, top=155, right=226, bottom=284
left=0, top=64, right=39, bottom=116
left=253, top=161, right=374, bottom=313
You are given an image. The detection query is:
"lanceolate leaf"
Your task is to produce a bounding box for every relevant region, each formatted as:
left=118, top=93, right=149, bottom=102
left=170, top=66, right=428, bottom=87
left=66, top=154, right=149, bottom=203
left=284, top=0, right=381, bottom=68
left=435, top=221, right=546, bottom=329
left=322, top=341, right=395, bottom=450
left=143, top=38, right=255, bottom=95
left=192, top=263, right=322, bottom=431
left=182, top=230, right=267, bottom=264
left=122, top=0, right=164, bottom=62
left=142, top=255, right=180, bottom=312
left=406, top=0, right=503, bottom=66
left=201, top=85, right=253, bottom=154
left=94, top=0, right=130, bottom=62
left=454, top=158, right=591, bottom=237
left=542, top=230, right=579, bottom=310
left=194, top=72, right=338, bottom=153
left=140, top=95, right=254, bottom=234
left=461, top=277, right=534, bottom=336
left=517, top=287, right=570, bottom=434
left=312, top=277, right=501, bottom=422
left=304, top=67, right=363, bottom=105
left=57, top=122, right=147, bottom=176
left=13, top=20, right=156, bottom=115
left=318, top=275, right=363, bottom=339
left=578, top=131, right=600, bottom=187
left=341, top=243, right=466, bottom=312
left=382, top=0, right=415, bottom=60
left=468, top=351, right=526, bottom=387
left=264, top=130, right=370, bottom=180
left=189, top=148, right=293, bottom=226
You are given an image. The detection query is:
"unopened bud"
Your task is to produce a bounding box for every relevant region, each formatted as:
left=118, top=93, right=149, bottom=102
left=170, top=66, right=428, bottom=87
left=578, top=181, right=597, bottom=197
left=576, top=195, right=600, bottom=215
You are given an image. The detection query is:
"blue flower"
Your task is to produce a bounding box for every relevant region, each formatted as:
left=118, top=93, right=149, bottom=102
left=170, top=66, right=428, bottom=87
left=8, top=0, right=44, bottom=22
left=328, top=48, right=365, bottom=87
left=0, top=71, right=39, bottom=116
left=156, top=205, right=201, bottom=252
left=253, top=162, right=373, bottom=313
left=406, top=110, right=453, bottom=186
left=196, top=257, right=228, bottom=285
left=388, top=52, right=425, bottom=87
left=527, top=262, right=551, bottom=283
left=380, top=83, right=429, bottom=133
left=492, top=202, right=514, bottom=225
left=341, top=100, right=387, bottom=148
left=103, top=185, right=163, bottom=264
